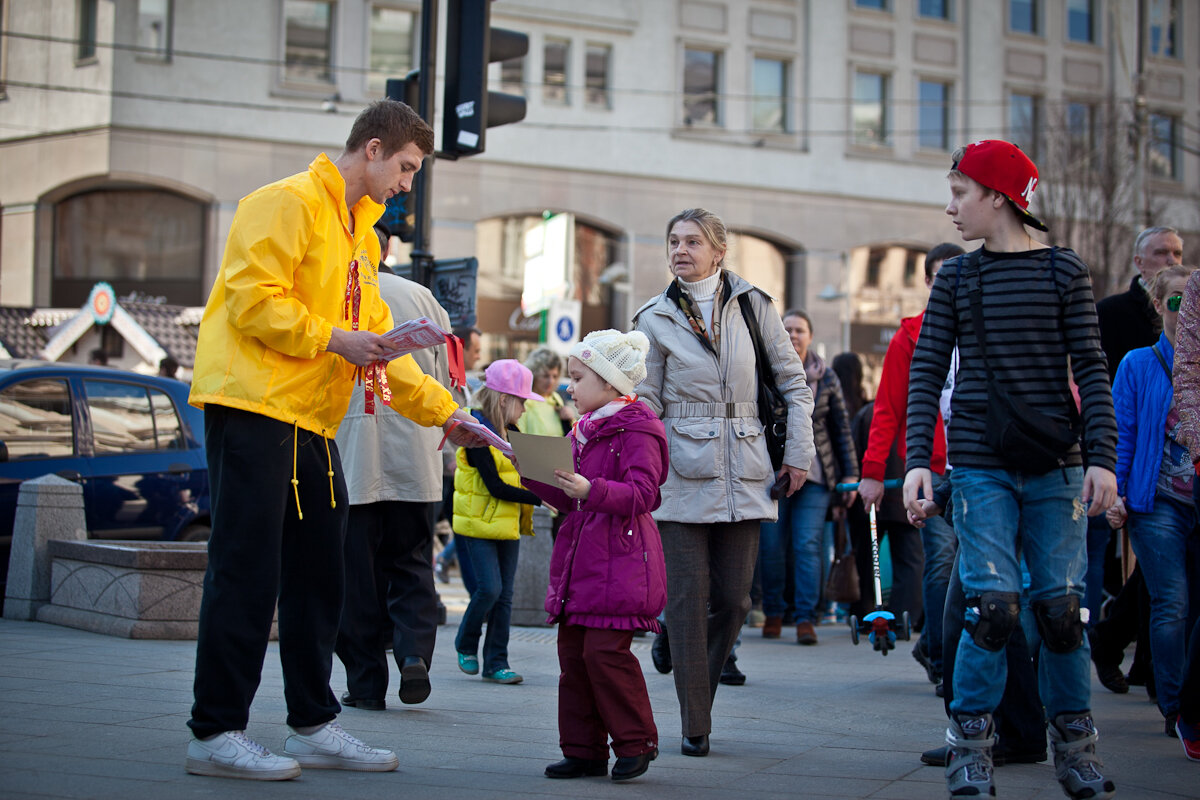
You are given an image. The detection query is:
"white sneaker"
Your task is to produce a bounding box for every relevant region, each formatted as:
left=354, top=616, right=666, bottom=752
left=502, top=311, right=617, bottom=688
left=185, top=731, right=301, bottom=780
left=282, top=721, right=399, bottom=771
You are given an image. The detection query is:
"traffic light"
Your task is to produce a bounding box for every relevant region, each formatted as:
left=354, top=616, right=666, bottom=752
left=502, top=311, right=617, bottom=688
left=381, top=71, right=420, bottom=242
left=442, top=0, right=528, bottom=159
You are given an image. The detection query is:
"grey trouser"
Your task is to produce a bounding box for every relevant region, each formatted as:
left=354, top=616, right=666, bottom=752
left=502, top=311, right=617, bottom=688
left=660, top=520, right=760, bottom=737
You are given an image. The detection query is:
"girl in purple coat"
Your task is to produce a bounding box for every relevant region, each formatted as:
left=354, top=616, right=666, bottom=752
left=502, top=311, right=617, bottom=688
left=524, top=329, right=669, bottom=783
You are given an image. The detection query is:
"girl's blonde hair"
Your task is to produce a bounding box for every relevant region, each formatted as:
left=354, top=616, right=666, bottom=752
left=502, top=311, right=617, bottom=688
left=1149, top=264, right=1197, bottom=303
left=472, top=385, right=520, bottom=442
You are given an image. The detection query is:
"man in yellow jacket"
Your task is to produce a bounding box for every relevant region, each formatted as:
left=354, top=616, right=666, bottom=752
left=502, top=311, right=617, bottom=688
left=184, top=100, right=482, bottom=782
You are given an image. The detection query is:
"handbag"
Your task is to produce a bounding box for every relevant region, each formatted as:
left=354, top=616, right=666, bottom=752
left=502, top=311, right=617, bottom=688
left=737, top=292, right=788, bottom=471
left=963, top=253, right=1080, bottom=475
left=824, top=516, right=860, bottom=604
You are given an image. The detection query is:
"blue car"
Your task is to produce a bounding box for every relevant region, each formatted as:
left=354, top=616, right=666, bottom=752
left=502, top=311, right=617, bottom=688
left=0, top=360, right=210, bottom=605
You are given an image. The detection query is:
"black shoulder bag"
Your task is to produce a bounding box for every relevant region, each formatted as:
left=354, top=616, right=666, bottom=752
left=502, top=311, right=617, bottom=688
left=737, top=291, right=788, bottom=471
left=964, top=252, right=1080, bottom=476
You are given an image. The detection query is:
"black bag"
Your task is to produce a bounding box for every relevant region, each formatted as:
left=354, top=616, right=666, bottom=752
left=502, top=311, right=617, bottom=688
left=964, top=253, right=1080, bottom=475
left=824, top=517, right=860, bottom=604
left=738, top=292, right=788, bottom=471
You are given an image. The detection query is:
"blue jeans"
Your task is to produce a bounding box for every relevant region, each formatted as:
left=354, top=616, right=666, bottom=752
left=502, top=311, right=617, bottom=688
left=949, top=466, right=1091, bottom=720
left=1128, top=494, right=1200, bottom=717
left=1083, top=515, right=1110, bottom=628
left=759, top=482, right=830, bottom=623
left=921, top=472, right=957, bottom=673
left=454, top=535, right=520, bottom=675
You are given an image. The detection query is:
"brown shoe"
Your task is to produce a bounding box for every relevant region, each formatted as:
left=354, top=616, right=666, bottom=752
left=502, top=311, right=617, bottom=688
left=762, top=616, right=783, bottom=638
left=796, top=621, right=818, bottom=645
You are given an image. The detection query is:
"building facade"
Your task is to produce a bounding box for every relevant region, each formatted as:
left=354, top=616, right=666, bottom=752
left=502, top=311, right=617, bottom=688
left=1, top=0, right=1197, bottom=370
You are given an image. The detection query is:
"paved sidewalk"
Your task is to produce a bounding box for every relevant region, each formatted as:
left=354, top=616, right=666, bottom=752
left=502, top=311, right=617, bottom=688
left=0, top=581, right=1193, bottom=799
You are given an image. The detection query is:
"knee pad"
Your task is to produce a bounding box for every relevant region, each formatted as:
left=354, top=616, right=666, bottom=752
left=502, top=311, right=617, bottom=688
left=1034, top=595, right=1083, bottom=653
left=965, top=592, right=1021, bottom=652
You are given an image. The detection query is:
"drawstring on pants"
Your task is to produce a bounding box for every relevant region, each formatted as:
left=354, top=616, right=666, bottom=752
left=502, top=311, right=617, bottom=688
left=290, top=421, right=338, bottom=520
left=291, top=421, right=303, bottom=521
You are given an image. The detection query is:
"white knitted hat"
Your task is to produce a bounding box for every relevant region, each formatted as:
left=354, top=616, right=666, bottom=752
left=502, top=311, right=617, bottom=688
left=569, top=329, right=650, bottom=395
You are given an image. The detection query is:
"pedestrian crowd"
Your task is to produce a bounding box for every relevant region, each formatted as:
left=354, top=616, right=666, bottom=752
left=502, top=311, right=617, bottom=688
left=179, top=99, right=1197, bottom=799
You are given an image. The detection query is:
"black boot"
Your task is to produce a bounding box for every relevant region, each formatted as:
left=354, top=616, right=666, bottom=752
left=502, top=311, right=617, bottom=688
left=651, top=626, right=671, bottom=674
left=719, top=654, right=745, bottom=685
left=611, top=749, right=657, bottom=781
left=544, top=757, right=607, bottom=779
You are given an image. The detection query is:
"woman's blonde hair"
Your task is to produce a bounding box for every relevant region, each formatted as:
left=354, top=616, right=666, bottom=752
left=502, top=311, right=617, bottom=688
left=666, top=208, right=728, bottom=267
left=1149, top=264, right=1198, bottom=303
left=472, top=385, right=521, bottom=442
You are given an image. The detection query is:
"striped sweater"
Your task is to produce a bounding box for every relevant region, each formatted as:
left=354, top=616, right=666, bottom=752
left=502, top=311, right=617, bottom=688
left=905, top=246, right=1117, bottom=473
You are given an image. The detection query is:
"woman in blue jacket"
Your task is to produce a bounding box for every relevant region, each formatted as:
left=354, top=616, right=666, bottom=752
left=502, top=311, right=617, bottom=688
left=1108, top=263, right=1200, bottom=737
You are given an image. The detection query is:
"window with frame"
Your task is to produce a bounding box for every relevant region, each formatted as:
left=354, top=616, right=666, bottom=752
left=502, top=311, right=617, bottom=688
left=284, top=0, right=334, bottom=85
left=85, top=381, right=183, bottom=454
left=1148, top=0, right=1179, bottom=58
left=683, top=47, right=721, bottom=126
left=1149, top=113, right=1181, bottom=180
left=53, top=189, right=206, bottom=308
left=918, top=0, right=950, bottom=20
left=918, top=79, right=951, bottom=150
left=0, top=379, right=75, bottom=460
left=1009, top=92, right=1040, bottom=159
left=1066, top=101, right=1096, bottom=166
left=585, top=43, right=611, bottom=109
left=855, top=0, right=890, bottom=11
left=543, top=37, right=569, bottom=104
left=137, top=0, right=172, bottom=60
left=751, top=57, right=788, bottom=133
left=1010, top=0, right=1039, bottom=35
left=853, top=71, right=889, bottom=146
left=77, top=0, right=98, bottom=60
left=367, top=5, right=415, bottom=94
left=1066, top=0, right=1095, bottom=43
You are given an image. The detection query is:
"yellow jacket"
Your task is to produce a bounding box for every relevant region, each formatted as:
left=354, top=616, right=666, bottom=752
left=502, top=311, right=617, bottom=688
left=189, top=154, right=456, bottom=435
left=453, top=445, right=533, bottom=540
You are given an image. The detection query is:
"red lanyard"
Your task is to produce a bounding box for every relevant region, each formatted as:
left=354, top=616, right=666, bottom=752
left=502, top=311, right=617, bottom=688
left=343, top=258, right=391, bottom=415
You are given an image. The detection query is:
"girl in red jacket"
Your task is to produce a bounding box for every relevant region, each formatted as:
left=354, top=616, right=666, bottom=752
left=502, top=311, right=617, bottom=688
left=524, top=329, right=669, bottom=783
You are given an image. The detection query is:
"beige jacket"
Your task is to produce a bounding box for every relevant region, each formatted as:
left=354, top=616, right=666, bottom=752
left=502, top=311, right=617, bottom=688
left=633, top=270, right=815, bottom=523
left=336, top=272, right=451, bottom=505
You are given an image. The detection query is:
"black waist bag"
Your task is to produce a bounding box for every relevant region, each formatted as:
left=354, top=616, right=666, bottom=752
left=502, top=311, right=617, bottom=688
left=985, top=381, right=1079, bottom=475
left=964, top=253, right=1080, bottom=475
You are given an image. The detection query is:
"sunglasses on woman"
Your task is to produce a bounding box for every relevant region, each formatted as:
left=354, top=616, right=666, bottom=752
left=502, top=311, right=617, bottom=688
left=1166, top=294, right=1183, bottom=313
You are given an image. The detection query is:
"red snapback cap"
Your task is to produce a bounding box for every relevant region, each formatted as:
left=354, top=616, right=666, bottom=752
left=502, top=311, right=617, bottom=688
left=953, top=140, right=1048, bottom=232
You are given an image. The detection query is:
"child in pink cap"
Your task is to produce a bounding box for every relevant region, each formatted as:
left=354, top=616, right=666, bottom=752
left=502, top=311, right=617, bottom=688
left=451, top=359, right=545, bottom=684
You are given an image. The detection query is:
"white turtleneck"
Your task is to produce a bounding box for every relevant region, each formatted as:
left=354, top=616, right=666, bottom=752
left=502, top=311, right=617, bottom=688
left=680, top=271, right=720, bottom=332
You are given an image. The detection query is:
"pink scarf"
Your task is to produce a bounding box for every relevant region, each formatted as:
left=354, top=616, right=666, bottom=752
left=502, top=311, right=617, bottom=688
left=572, top=394, right=637, bottom=445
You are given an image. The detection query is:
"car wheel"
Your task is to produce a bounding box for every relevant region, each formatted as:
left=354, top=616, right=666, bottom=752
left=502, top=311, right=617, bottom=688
left=178, top=524, right=211, bottom=542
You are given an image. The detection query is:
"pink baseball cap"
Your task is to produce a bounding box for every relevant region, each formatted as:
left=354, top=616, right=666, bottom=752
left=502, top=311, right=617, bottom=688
left=482, top=359, right=544, bottom=401
left=953, top=140, right=1048, bottom=232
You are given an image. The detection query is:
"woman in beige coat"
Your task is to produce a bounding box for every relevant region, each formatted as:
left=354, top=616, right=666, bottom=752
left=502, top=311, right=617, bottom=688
left=633, top=208, right=815, bottom=757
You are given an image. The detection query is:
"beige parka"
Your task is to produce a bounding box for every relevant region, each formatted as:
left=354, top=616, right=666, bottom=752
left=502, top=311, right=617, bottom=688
left=633, top=270, right=816, bottom=524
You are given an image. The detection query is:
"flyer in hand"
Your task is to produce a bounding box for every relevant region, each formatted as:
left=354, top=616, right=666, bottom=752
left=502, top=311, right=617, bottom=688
left=454, top=418, right=515, bottom=458
left=379, top=317, right=452, bottom=360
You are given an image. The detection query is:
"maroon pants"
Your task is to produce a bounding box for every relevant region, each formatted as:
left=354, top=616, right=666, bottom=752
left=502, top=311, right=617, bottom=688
left=557, top=624, right=658, bottom=759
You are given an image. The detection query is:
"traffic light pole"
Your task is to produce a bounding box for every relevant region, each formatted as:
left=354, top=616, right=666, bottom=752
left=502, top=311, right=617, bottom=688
left=411, top=0, right=438, bottom=287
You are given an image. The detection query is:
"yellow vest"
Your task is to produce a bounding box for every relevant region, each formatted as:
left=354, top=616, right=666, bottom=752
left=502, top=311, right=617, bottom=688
left=453, top=445, right=533, bottom=540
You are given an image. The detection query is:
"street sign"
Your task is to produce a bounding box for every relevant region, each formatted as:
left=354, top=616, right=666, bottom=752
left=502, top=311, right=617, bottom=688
left=546, top=298, right=581, bottom=356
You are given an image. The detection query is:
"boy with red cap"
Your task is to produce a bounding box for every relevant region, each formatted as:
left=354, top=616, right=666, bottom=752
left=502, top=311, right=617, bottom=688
left=903, top=140, right=1119, bottom=800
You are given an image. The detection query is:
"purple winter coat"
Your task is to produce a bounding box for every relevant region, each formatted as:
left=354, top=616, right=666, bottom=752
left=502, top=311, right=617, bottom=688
left=525, top=401, right=669, bottom=631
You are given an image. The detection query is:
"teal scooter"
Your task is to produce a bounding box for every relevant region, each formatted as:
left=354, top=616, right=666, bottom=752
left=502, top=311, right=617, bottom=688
left=835, top=479, right=912, bottom=656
